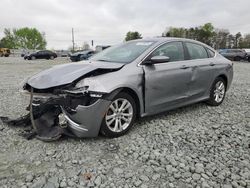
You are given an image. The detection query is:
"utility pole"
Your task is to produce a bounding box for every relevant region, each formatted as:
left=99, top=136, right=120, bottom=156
left=72, top=28, right=75, bottom=52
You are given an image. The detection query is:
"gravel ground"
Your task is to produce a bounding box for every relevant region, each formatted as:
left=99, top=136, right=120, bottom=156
left=0, top=57, right=249, bottom=188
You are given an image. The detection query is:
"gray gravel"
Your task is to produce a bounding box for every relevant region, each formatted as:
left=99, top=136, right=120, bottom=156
left=0, top=57, right=250, bottom=188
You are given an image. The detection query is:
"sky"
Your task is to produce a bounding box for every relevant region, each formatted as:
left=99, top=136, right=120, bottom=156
left=0, top=0, right=250, bottom=50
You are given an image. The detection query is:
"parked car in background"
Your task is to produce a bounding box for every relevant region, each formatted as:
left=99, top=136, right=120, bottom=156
left=219, top=49, right=247, bottom=61
left=21, top=49, right=27, bottom=57
left=0, top=48, right=10, bottom=57
left=21, top=38, right=233, bottom=139
left=243, top=49, right=250, bottom=62
left=55, top=50, right=70, bottom=57
left=21, top=49, right=36, bottom=57
left=69, top=50, right=95, bottom=62
left=24, top=50, right=57, bottom=60
left=95, top=45, right=111, bottom=53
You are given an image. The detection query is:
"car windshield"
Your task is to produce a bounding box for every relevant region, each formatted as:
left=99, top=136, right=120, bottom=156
left=90, top=41, right=155, bottom=63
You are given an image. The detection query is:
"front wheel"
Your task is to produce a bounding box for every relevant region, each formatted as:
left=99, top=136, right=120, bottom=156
left=50, top=56, right=55, bottom=60
left=100, top=92, right=136, bottom=137
left=31, top=56, right=36, bottom=60
left=206, top=77, right=226, bottom=106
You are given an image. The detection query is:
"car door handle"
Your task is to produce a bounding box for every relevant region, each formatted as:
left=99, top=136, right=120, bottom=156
left=209, top=62, right=215, bottom=66
left=180, top=65, right=190, bottom=69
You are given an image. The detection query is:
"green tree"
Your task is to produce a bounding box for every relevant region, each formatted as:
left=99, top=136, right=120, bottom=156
left=0, top=28, right=17, bottom=48
left=0, top=27, right=46, bottom=49
left=198, top=23, right=215, bottom=45
left=164, top=27, right=187, bottom=38
left=234, top=32, right=242, bottom=48
left=239, top=34, right=250, bottom=48
left=125, top=31, right=142, bottom=41
left=212, top=29, right=229, bottom=49
left=163, top=23, right=215, bottom=46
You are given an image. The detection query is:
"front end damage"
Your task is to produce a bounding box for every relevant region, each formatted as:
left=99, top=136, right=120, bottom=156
left=0, top=61, right=125, bottom=141
left=1, top=85, right=113, bottom=141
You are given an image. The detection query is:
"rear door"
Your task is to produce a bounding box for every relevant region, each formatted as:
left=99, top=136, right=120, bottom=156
left=184, top=42, right=217, bottom=99
left=143, top=41, right=193, bottom=115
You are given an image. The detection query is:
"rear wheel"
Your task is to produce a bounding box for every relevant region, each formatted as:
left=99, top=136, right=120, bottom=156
left=100, top=92, right=136, bottom=137
left=206, top=77, right=226, bottom=106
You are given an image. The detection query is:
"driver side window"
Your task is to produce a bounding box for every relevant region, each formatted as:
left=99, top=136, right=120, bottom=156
left=150, top=42, right=185, bottom=62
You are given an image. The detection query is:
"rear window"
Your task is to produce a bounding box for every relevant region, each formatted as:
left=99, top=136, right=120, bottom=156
left=186, top=42, right=208, bottom=59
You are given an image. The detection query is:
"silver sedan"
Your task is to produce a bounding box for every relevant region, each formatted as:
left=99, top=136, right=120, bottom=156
left=20, top=37, right=233, bottom=140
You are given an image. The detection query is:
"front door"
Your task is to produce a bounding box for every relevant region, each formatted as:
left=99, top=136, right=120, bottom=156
left=143, top=41, right=192, bottom=115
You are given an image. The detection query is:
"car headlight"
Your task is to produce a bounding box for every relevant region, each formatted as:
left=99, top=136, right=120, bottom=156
left=75, top=78, right=106, bottom=91
left=75, top=79, right=88, bottom=89
left=74, top=78, right=105, bottom=98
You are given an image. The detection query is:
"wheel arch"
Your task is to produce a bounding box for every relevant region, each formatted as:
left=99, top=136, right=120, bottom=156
left=217, top=74, right=228, bottom=90
left=107, top=87, right=141, bottom=118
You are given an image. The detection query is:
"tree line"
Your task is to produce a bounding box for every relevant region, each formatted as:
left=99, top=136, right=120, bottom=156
left=162, top=23, right=250, bottom=49
left=126, top=23, right=250, bottom=49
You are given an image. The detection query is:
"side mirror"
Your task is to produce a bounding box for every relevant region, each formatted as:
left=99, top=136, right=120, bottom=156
left=151, top=56, right=170, bottom=63
left=143, top=56, right=170, bottom=65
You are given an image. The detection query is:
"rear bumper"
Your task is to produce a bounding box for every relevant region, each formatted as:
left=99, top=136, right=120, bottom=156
left=62, top=99, right=111, bottom=137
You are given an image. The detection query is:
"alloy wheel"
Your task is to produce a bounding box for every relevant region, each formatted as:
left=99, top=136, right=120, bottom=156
left=105, top=98, right=133, bottom=133
left=214, top=81, right=225, bottom=103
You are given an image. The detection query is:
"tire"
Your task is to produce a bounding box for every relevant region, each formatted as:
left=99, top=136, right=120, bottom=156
left=234, top=56, right=241, bottom=61
left=31, top=56, right=36, bottom=60
left=206, top=77, right=226, bottom=106
left=100, top=92, right=137, bottom=137
left=50, top=56, right=55, bottom=60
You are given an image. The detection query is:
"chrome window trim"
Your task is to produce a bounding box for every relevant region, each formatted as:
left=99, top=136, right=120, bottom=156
left=138, top=40, right=217, bottom=67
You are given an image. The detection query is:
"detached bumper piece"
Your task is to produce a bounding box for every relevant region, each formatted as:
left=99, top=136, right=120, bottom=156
left=0, top=108, right=70, bottom=141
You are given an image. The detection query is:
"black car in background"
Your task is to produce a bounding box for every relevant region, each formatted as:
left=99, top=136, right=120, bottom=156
left=219, top=49, right=247, bottom=61
left=24, top=50, right=57, bottom=60
left=244, top=49, right=250, bottom=62
left=69, top=50, right=95, bottom=62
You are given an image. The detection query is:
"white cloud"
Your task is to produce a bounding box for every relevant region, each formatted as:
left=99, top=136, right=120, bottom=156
left=1, top=0, right=250, bottom=49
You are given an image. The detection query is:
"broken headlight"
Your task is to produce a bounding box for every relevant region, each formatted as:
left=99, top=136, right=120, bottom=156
left=75, top=79, right=89, bottom=89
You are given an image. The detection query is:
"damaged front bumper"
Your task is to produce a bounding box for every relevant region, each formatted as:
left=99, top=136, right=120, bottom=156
left=8, top=88, right=112, bottom=140
left=61, top=98, right=111, bottom=137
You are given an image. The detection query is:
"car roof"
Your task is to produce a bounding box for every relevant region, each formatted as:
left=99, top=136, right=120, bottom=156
left=132, top=37, right=201, bottom=43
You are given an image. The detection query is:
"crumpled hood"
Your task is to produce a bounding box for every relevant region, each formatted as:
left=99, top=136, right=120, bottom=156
left=27, top=61, right=124, bottom=89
